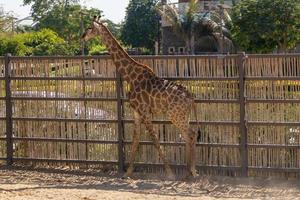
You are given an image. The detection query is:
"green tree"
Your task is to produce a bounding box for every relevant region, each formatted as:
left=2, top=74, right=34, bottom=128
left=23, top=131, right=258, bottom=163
left=121, top=0, right=160, bottom=53
left=24, top=0, right=101, bottom=54
left=23, top=0, right=79, bottom=21
left=0, top=29, right=71, bottom=56
left=231, top=0, right=300, bottom=53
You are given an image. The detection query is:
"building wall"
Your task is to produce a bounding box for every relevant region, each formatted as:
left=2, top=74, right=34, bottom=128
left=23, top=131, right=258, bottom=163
left=161, top=27, right=186, bottom=55
left=161, top=0, right=234, bottom=54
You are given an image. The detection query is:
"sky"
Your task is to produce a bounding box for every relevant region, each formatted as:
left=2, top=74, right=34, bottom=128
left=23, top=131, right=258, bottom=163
left=0, top=0, right=178, bottom=24
left=0, top=0, right=130, bottom=23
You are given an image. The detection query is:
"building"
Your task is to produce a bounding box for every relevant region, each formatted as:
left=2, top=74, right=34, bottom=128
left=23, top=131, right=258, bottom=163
left=160, top=0, right=234, bottom=55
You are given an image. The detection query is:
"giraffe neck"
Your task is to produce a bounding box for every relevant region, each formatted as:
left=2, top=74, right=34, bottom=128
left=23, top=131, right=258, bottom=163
left=95, top=23, right=141, bottom=81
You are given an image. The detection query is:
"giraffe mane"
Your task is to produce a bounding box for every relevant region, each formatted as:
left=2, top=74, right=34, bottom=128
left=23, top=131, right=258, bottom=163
left=93, top=20, right=154, bottom=74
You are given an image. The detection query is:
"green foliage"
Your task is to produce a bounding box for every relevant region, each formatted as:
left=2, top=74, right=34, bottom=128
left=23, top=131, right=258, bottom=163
left=231, top=0, right=300, bottom=53
left=88, top=44, right=107, bottom=55
left=0, top=34, right=29, bottom=56
left=38, top=5, right=101, bottom=52
left=23, top=0, right=79, bottom=21
left=0, top=29, right=71, bottom=56
left=121, top=0, right=160, bottom=53
left=23, top=0, right=102, bottom=54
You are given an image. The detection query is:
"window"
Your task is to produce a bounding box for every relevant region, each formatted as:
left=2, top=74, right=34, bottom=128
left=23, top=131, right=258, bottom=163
left=178, top=47, right=185, bottom=54
left=168, top=47, right=175, bottom=54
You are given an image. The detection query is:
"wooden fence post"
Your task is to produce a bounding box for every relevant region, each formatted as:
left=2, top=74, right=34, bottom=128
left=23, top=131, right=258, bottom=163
left=116, top=72, right=125, bottom=173
left=238, top=52, right=248, bottom=177
left=5, top=53, right=13, bottom=166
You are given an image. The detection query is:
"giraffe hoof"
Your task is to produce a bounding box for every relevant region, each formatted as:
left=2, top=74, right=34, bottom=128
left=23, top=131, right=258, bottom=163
left=122, top=170, right=134, bottom=179
left=166, top=173, right=176, bottom=181
left=185, top=171, right=198, bottom=180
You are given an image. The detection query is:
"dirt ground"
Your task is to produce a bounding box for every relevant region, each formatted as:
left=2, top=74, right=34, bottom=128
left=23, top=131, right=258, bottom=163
left=0, top=166, right=299, bottom=200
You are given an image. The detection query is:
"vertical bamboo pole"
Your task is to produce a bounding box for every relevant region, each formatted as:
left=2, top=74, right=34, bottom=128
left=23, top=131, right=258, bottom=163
left=5, top=54, right=13, bottom=165
left=238, top=52, right=248, bottom=177
left=116, top=70, right=125, bottom=173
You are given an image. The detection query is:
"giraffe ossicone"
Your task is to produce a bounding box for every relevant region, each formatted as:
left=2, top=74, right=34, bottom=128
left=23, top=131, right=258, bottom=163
left=81, top=16, right=200, bottom=179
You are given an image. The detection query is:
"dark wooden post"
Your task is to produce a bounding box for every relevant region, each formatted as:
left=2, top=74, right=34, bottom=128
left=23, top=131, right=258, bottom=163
left=116, top=72, right=125, bottom=173
left=238, top=52, right=248, bottom=176
left=5, top=53, right=13, bottom=166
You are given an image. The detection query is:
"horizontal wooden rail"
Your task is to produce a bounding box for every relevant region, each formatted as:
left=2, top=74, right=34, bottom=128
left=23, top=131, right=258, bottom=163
left=245, top=76, right=300, bottom=81
left=131, top=162, right=242, bottom=171
left=6, top=97, right=300, bottom=104
left=10, top=54, right=240, bottom=60
left=11, top=137, right=119, bottom=144
left=10, top=77, right=117, bottom=81
left=13, top=158, right=118, bottom=165
left=8, top=97, right=300, bottom=104
left=124, top=141, right=241, bottom=148
left=11, top=97, right=118, bottom=101
left=11, top=159, right=300, bottom=173
left=9, top=76, right=300, bottom=81
left=246, top=99, right=300, bottom=103
left=248, top=166, right=300, bottom=173
left=195, top=99, right=239, bottom=103
left=123, top=119, right=240, bottom=126
left=247, top=121, right=300, bottom=126
left=13, top=117, right=118, bottom=123
left=12, top=117, right=241, bottom=126
left=10, top=97, right=239, bottom=104
left=11, top=157, right=242, bottom=172
left=4, top=137, right=299, bottom=149
left=248, top=144, right=300, bottom=149
left=9, top=76, right=240, bottom=81
left=247, top=53, right=300, bottom=58
left=7, top=137, right=242, bottom=148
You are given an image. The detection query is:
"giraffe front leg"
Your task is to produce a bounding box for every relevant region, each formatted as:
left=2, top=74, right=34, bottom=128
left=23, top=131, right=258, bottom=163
left=123, top=111, right=141, bottom=178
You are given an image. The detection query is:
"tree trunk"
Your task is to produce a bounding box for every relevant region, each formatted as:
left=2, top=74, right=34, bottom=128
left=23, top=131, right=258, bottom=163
left=278, top=33, right=288, bottom=53
left=191, top=35, right=195, bottom=54
left=186, top=35, right=195, bottom=55
left=186, top=39, right=191, bottom=55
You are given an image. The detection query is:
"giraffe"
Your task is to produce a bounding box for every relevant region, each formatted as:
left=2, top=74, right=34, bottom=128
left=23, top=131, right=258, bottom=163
left=81, top=16, right=199, bottom=179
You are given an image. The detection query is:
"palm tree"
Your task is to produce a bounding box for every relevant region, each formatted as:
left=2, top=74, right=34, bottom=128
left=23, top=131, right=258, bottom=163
left=156, top=0, right=234, bottom=54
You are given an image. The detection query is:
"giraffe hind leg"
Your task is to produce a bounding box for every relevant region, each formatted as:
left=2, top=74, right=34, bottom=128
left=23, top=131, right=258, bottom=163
left=169, top=111, right=198, bottom=178
left=185, top=128, right=198, bottom=178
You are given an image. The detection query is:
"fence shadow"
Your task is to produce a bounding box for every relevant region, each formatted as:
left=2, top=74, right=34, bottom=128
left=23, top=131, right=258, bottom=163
left=1, top=166, right=300, bottom=199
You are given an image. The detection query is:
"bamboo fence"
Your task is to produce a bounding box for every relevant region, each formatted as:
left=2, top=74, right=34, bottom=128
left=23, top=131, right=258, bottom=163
left=0, top=54, right=299, bottom=178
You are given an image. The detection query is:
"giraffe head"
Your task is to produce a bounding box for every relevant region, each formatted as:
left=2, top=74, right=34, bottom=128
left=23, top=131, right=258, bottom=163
left=81, top=16, right=106, bottom=42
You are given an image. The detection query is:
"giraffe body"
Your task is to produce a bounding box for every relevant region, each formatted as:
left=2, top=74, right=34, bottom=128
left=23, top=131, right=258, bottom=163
left=82, top=17, right=198, bottom=179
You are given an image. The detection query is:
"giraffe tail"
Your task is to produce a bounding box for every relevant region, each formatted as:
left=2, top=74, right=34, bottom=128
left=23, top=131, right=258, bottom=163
left=192, top=102, right=201, bottom=141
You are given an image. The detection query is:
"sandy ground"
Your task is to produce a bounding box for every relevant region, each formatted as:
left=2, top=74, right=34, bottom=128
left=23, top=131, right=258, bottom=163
left=0, top=166, right=299, bottom=200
